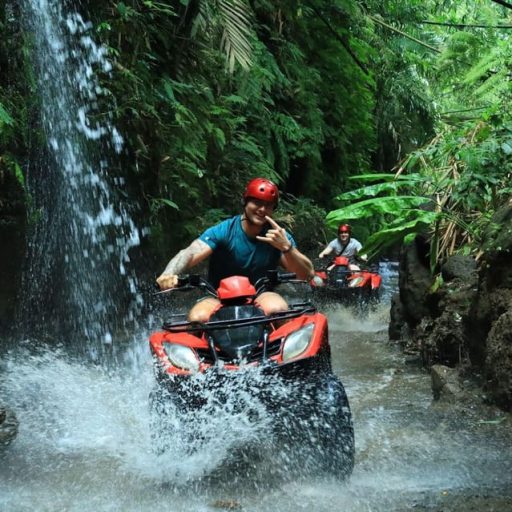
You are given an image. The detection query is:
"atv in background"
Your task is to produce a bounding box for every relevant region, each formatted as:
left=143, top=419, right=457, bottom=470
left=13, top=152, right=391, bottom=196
left=310, top=255, right=382, bottom=309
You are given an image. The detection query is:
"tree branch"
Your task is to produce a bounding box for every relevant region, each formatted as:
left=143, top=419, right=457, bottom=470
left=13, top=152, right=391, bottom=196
left=490, top=0, right=512, bottom=10
left=420, top=20, right=512, bottom=29
left=369, top=15, right=442, bottom=53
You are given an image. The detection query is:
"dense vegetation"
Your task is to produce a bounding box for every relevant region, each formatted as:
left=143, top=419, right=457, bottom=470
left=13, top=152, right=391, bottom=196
left=1, top=0, right=511, bottom=264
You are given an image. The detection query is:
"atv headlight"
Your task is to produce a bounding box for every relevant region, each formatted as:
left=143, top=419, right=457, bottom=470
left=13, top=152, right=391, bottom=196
left=163, top=343, right=199, bottom=372
left=348, top=276, right=364, bottom=288
left=282, top=323, right=314, bottom=362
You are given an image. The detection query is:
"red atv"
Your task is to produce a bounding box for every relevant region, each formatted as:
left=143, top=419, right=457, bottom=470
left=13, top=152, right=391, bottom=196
left=311, top=255, right=382, bottom=307
left=149, top=270, right=354, bottom=478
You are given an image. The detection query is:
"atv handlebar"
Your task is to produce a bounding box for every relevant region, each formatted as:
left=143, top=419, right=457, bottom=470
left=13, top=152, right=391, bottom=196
left=163, top=303, right=316, bottom=333
left=155, top=270, right=303, bottom=297
left=254, top=270, right=303, bottom=294
left=154, top=274, right=217, bottom=296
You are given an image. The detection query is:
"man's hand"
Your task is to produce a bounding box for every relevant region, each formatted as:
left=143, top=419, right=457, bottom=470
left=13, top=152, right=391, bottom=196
left=319, top=248, right=332, bottom=259
left=256, top=216, right=292, bottom=252
left=156, top=273, right=179, bottom=290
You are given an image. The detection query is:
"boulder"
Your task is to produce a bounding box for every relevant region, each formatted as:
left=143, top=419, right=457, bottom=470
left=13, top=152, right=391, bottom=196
left=441, top=254, right=477, bottom=282
left=0, top=406, right=18, bottom=447
left=431, top=364, right=464, bottom=401
left=395, top=237, right=435, bottom=328
left=484, top=310, right=512, bottom=411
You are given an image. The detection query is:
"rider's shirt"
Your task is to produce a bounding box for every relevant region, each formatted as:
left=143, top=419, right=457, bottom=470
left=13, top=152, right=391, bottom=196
left=328, top=237, right=362, bottom=262
left=199, top=215, right=296, bottom=287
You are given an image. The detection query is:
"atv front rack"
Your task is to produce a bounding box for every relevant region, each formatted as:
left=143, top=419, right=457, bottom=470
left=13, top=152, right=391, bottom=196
left=162, top=304, right=316, bottom=333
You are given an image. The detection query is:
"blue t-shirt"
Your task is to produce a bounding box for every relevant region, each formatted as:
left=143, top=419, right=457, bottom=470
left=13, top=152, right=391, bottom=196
left=199, top=215, right=296, bottom=287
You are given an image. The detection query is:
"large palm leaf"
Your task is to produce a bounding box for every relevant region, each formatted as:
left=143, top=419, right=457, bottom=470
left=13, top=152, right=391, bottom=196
left=193, top=0, right=254, bottom=72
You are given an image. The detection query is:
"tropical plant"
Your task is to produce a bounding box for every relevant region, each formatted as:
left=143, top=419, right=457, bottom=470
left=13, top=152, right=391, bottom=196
left=325, top=0, right=512, bottom=270
left=327, top=111, right=512, bottom=270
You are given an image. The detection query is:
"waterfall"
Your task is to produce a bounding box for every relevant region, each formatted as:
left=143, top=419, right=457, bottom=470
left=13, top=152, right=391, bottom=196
left=19, top=0, right=142, bottom=355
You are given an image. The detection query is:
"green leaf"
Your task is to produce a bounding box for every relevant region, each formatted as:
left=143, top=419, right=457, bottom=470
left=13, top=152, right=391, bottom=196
left=348, top=173, right=405, bottom=183
left=143, top=1, right=177, bottom=16
left=501, top=142, right=512, bottom=155
left=212, top=127, right=226, bottom=150
left=360, top=211, right=438, bottom=259
left=162, top=79, right=175, bottom=103
left=156, top=198, right=179, bottom=210
left=335, top=181, right=415, bottom=202
left=13, top=161, right=25, bottom=189
left=430, top=274, right=444, bottom=293
left=96, top=22, right=112, bottom=33
left=0, top=103, right=14, bottom=127
left=117, top=2, right=127, bottom=17
left=225, top=95, right=246, bottom=105
left=326, top=196, right=432, bottom=225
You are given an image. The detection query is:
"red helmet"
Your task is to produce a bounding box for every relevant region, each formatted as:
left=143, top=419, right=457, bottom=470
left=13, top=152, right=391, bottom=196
left=243, top=178, right=279, bottom=206
left=338, top=223, right=351, bottom=234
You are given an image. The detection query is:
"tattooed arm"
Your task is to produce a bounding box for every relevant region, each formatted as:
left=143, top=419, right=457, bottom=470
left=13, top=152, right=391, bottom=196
left=156, top=239, right=213, bottom=290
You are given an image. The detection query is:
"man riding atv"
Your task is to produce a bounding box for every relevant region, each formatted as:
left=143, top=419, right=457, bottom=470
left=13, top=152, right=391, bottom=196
left=157, top=177, right=315, bottom=322
left=319, top=223, right=367, bottom=271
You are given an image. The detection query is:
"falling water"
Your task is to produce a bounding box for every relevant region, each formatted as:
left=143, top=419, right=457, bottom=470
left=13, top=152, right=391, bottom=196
left=18, top=0, right=142, bottom=352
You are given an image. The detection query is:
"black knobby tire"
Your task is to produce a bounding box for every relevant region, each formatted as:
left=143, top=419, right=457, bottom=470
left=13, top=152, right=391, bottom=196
left=314, top=375, right=355, bottom=479
left=149, top=386, right=177, bottom=454
left=273, top=374, right=355, bottom=479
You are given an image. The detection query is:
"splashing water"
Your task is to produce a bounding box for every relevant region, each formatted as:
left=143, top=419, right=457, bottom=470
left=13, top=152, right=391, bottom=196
left=18, top=0, right=142, bottom=352
left=0, top=343, right=327, bottom=493
left=3, top=311, right=512, bottom=510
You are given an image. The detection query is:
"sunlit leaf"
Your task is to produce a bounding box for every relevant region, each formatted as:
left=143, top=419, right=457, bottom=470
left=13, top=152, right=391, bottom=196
left=0, top=103, right=14, bottom=126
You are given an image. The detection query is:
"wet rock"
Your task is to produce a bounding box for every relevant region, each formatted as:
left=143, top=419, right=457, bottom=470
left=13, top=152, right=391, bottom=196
left=392, top=207, right=512, bottom=412
left=210, top=500, right=243, bottom=510
left=0, top=171, right=25, bottom=338
left=441, top=254, right=477, bottom=282
left=464, top=206, right=512, bottom=404
left=467, top=287, right=512, bottom=367
left=484, top=310, right=512, bottom=410
left=483, top=203, right=512, bottom=258
left=389, top=293, right=407, bottom=341
left=397, top=238, right=435, bottom=327
left=0, top=406, right=19, bottom=446
left=415, top=277, right=477, bottom=367
left=431, top=364, right=463, bottom=401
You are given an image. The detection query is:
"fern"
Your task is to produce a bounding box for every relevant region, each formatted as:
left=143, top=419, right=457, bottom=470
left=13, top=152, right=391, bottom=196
left=193, top=0, right=255, bottom=72
left=0, top=102, right=14, bottom=127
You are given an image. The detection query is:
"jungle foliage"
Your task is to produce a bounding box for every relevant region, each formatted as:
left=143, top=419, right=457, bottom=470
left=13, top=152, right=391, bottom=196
left=327, top=0, right=512, bottom=267
left=85, top=0, right=377, bottom=253
left=1, top=0, right=511, bottom=265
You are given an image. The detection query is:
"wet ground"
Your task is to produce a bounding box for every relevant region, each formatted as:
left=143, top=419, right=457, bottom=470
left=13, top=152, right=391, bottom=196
left=1, top=303, right=512, bottom=511
left=328, top=305, right=512, bottom=512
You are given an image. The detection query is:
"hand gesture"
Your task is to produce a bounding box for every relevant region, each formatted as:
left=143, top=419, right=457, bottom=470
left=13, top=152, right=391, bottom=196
left=256, top=216, right=292, bottom=252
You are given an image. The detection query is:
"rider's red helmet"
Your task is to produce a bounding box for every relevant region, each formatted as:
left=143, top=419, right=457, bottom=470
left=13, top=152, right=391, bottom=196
left=243, top=178, right=279, bottom=206
left=338, top=224, right=351, bottom=235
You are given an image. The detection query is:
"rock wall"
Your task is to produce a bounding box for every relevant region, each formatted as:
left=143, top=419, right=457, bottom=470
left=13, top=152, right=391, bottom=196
left=0, top=171, right=24, bottom=448
left=390, top=210, right=512, bottom=410
left=0, top=171, right=25, bottom=337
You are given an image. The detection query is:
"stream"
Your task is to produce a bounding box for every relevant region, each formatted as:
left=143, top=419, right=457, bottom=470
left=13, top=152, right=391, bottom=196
left=2, top=297, right=512, bottom=512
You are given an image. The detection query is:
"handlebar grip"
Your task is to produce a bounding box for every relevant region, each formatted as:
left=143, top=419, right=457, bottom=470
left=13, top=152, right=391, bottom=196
left=177, top=276, right=189, bottom=287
